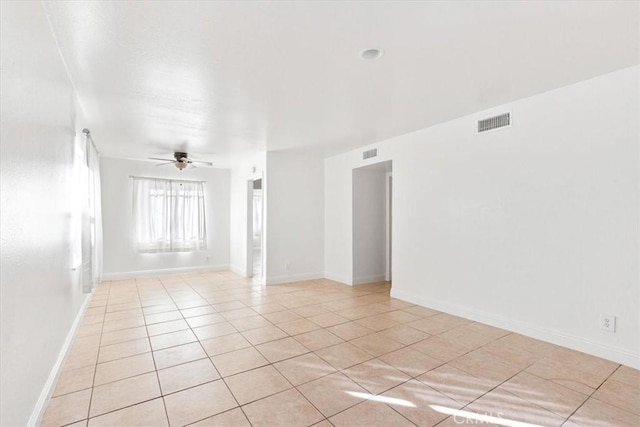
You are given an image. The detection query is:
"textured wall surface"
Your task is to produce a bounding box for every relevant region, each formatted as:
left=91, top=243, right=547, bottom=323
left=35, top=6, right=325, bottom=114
left=0, top=2, right=89, bottom=425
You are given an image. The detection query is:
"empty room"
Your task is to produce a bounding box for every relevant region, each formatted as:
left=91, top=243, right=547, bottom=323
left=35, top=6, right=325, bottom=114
left=1, top=1, right=639, bottom=426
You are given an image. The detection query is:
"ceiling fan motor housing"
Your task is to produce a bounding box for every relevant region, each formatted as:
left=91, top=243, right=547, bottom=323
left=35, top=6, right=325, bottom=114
left=150, top=152, right=211, bottom=168
left=174, top=152, right=189, bottom=161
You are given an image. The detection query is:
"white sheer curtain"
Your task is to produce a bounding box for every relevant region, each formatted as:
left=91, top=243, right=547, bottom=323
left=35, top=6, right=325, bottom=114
left=132, top=177, right=207, bottom=253
left=87, top=140, right=103, bottom=288
left=77, top=132, right=103, bottom=293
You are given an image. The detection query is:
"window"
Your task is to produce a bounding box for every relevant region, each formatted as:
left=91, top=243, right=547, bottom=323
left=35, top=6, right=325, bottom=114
left=132, top=177, right=207, bottom=253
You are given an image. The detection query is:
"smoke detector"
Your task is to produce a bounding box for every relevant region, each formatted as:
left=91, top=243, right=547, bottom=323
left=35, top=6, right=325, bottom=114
left=360, top=48, right=384, bottom=60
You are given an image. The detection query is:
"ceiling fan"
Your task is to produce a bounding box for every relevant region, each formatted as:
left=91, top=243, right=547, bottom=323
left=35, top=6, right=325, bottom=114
left=149, top=152, right=213, bottom=170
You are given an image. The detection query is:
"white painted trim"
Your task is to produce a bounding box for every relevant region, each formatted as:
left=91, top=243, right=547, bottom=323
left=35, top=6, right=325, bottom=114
left=246, top=174, right=265, bottom=280
left=265, top=272, right=324, bottom=285
left=102, top=264, right=229, bottom=281
left=353, top=274, right=387, bottom=285
left=385, top=172, right=393, bottom=282
left=252, top=276, right=266, bottom=286
left=246, top=178, right=254, bottom=278
left=229, top=264, right=247, bottom=277
left=27, top=294, right=92, bottom=427
left=323, top=273, right=352, bottom=286
left=391, top=289, right=640, bottom=369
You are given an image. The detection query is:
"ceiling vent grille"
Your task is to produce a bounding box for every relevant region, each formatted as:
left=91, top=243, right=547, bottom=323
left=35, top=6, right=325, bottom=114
left=363, top=148, right=378, bottom=160
left=477, top=112, right=510, bottom=133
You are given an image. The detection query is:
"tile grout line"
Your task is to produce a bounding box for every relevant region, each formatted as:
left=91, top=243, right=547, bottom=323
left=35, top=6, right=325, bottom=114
left=169, top=276, right=391, bottom=425
left=47, top=275, right=635, bottom=427
left=81, top=282, right=166, bottom=423
left=89, top=282, right=482, bottom=424
left=135, top=277, right=172, bottom=427
left=559, top=362, right=624, bottom=426
left=157, top=274, right=256, bottom=427
left=250, top=305, right=432, bottom=424
left=63, top=285, right=474, bottom=425
left=272, top=313, right=552, bottom=424
left=85, top=282, right=112, bottom=424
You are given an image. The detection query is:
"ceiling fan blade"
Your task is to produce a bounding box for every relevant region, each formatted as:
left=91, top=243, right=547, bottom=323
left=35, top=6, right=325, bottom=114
left=155, top=161, right=174, bottom=166
left=149, top=157, right=174, bottom=162
left=190, top=160, right=213, bottom=166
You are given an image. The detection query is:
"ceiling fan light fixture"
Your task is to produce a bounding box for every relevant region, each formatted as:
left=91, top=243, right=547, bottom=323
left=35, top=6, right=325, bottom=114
left=149, top=151, right=213, bottom=168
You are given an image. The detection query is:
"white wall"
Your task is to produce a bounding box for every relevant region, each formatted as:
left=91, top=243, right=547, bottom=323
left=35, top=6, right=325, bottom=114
left=0, top=2, right=90, bottom=425
left=100, top=157, right=230, bottom=278
left=324, top=153, right=355, bottom=284
left=229, top=152, right=266, bottom=277
left=352, top=167, right=387, bottom=284
left=324, top=66, right=639, bottom=368
left=265, top=151, right=324, bottom=284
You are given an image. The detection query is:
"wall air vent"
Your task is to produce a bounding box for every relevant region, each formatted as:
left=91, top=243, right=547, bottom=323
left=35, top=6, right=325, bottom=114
left=477, top=112, right=511, bottom=133
left=363, top=148, right=378, bottom=160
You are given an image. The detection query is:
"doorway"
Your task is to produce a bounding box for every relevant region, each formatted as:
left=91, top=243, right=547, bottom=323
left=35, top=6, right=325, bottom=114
left=386, top=172, right=392, bottom=282
left=352, top=160, right=393, bottom=285
left=247, top=177, right=263, bottom=279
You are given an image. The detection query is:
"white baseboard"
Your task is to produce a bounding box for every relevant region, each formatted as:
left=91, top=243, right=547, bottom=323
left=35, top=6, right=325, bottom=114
left=391, top=289, right=640, bottom=369
left=102, top=264, right=229, bottom=281
left=229, top=264, right=247, bottom=277
left=323, top=272, right=352, bottom=286
left=323, top=273, right=386, bottom=286
left=27, top=294, right=91, bottom=427
left=352, top=274, right=387, bottom=285
left=265, top=272, right=324, bottom=286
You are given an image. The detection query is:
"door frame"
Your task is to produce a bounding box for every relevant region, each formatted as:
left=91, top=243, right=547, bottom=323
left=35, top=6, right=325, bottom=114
left=246, top=174, right=264, bottom=279
left=385, top=172, right=393, bottom=282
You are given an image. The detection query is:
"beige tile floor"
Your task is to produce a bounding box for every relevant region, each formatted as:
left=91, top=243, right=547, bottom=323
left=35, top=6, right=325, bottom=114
left=41, top=272, right=639, bottom=427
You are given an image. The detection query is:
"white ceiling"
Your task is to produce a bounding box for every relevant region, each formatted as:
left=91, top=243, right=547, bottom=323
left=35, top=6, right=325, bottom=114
left=43, top=1, right=639, bottom=165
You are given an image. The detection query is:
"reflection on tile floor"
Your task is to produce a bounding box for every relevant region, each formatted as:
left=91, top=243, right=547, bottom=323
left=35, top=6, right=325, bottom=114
left=42, top=272, right=640, bottom=426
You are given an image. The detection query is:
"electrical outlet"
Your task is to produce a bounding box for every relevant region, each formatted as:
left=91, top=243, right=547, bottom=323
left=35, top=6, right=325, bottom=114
left=600, top=314, right=616, bottom=332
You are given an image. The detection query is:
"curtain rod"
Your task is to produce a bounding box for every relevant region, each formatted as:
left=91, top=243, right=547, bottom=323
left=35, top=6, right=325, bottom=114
left=82, top=128, right=100, bottom=155
left=129, top=175, right=206, bottom=184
